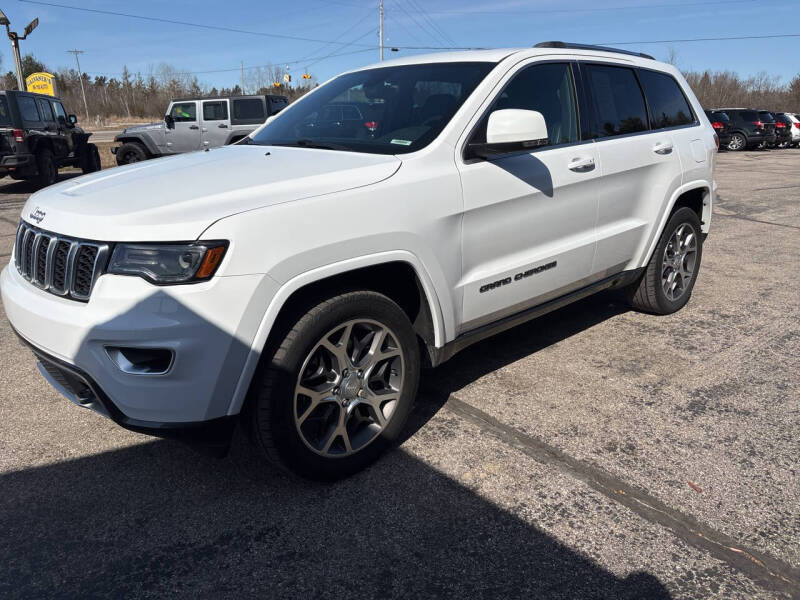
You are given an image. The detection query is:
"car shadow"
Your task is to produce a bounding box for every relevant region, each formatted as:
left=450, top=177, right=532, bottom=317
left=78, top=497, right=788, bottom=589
left=0, top=171, right=83, bottom=195
left=2, top=288, right=658, bottom=598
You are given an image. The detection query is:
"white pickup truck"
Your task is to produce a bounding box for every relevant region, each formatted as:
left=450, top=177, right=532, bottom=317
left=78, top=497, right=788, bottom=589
left=1, top=42, right=715, bottom=479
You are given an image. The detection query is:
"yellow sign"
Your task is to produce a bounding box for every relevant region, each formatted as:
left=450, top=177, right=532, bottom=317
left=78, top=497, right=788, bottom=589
left=26, top=72, right=56, bottom=96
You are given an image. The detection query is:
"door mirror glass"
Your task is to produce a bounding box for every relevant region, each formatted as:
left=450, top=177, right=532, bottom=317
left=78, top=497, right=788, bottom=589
left=165, top=114, right=175, bottom=129
left=68, top=114, right=77, bottom=126
left=470, top=109, right=549, bottom=158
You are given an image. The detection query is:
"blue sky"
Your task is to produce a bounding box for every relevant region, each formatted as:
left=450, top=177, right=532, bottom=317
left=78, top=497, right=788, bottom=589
left=4, top=0, right=799, bottom=89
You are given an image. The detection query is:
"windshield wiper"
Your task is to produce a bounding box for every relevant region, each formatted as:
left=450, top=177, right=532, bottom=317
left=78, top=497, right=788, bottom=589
left=274, top=139, right=350, bottom=151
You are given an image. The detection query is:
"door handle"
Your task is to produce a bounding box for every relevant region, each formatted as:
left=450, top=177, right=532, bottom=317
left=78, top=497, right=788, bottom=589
left=653, top=141, right=673, bottom=154
left=189, top=125, right=199, bottom=130
left=218, top=123, right=228, bottom=128
left=568, top=156, right=595, bottom=172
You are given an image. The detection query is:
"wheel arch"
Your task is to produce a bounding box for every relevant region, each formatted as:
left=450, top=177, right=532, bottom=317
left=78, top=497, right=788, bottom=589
left=116, top=135, right=157, bottom=156
left=225, top=252, right=447, bottom=416
left=639, top=181, right=712, bottom=269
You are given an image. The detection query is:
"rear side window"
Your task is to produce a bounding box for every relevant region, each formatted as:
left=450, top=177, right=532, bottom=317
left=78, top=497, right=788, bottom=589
left=202, top=101, right=228, bottom=121
left=638, top=70, right=694, bottom=128
left=758, top=111, right=775, bottom=123
left=37, top=98, right=55, bottom=122
left=18, top=96, right=40, bottom=122
left=0, top=97, right=10, bottom=126
left=711, top=112, right=729, bottom=122
left=233, top=98, right=265, bottom=122
left=583, top=64, right=648, bottom=138
left=472, top=62, right=579, bottom=146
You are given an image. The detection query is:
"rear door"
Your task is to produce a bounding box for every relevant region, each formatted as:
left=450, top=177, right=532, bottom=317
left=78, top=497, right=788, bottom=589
left=580, top=62, right=683, bottom=275
left=165, top=101, right=202, bottom=153
left=200, top=99, right=230, bottom=148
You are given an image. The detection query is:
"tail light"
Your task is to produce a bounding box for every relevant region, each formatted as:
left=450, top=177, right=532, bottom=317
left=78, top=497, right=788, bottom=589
left=364, top=121, right=378, bottom=132
left=775, top=121, right=786, bottom=128
left=754, top=120, right=764, bottom=128
left=711, top=121, right=724, bottom=130
left=713, top=132, right=719, bottom=151
left=794, top=122, right=800, bottom=129
left=12, top=129, right=24, bottom=142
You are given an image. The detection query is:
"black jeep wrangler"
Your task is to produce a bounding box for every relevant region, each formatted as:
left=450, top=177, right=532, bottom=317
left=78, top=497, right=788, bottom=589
left=0, top=90, right=101, bottom=187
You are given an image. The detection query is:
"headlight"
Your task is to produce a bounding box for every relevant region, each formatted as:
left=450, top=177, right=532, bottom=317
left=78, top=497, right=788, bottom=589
left=107, top=241, right=227, bottom=284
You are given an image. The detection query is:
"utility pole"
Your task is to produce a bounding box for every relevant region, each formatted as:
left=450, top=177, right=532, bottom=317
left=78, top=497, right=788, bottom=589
left=67, top=49, right=90, bottom=120
left=0, top=10, right=39, bottom=90
left=240, top=61, right=245, bottom=94
left=379, top=0, right=384, bottom=61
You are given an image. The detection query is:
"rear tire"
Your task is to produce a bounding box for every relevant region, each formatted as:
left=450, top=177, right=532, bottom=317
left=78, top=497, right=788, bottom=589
left=625, top=206, right=703, bottom=315
left=115, top=142, right=148, bottom=166
left=246, top=291, right=420, bottom=480
left=35, top=149, right=58, bottom=187
left=81, top=143, right=101, bottom=174
left=727, top=132, right=746, bottom=151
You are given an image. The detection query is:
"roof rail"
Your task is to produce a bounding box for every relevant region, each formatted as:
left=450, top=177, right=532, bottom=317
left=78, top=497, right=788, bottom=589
left=534, top=41, right=655, bottom=61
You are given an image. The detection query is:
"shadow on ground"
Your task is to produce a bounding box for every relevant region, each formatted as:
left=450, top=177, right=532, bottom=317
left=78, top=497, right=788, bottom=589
left=0, top=172, right=82, bottom=195
left=1, top=292, right=665, bottom=599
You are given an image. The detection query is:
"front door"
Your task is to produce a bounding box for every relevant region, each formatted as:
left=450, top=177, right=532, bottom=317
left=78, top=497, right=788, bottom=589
left=457, top=61, right=599, bottom=331
left=200, top=99, right=231, bottom=148
left=165, top=101, right=202, bottom=153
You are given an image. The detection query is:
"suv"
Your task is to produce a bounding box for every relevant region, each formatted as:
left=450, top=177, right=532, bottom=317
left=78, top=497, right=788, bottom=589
left=716, top=108, right=777, bottom=150
left=704, top=109, right=731, bottom=148
left=773, top=112, right=795, bottom=147
left=0, top=90, right=101, bottom=186
left=112, top=94, right=288, bottom=165
left=1, top=43, right=715, bottom=479
left=778, top=112, right=800, bottom=146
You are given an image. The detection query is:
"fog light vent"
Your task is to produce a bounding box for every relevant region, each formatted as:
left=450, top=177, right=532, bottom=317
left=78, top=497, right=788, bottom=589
left=106, top=347, right=174, bottom=375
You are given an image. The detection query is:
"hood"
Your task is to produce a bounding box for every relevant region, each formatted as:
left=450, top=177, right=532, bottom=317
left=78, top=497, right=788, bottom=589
left=20, top=145, right=402, bottom=241
left=122, top=122, right=165, bottom=133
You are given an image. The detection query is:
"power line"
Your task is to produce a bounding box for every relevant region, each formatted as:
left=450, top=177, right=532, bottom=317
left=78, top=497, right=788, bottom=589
left=602, top=33, right=800, bottom=45
left=17, top=0, right=477, bottom=50
left=405, top=0, right=456, bottom=46
left=392, top=0, right=757, bottom=16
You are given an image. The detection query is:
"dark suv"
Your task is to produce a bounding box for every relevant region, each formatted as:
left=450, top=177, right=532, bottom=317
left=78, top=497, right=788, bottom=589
left=715, top=108, right=777, bottom=151
left=0, top=90, right=100, bottom=186
left=704, top=110, right=732, bottom=148
left=772, top=112, right=794, bottom=147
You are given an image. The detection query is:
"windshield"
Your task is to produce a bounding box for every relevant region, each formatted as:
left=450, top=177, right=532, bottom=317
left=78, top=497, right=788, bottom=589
left=251, top=62, right=494, bottom=154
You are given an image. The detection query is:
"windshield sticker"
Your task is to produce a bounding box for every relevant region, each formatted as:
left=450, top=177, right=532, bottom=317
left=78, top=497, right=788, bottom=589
left=390, top=139, right=412, bottom=146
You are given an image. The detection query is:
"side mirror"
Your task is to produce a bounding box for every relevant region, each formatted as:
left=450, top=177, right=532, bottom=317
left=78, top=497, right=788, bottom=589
left=68, top=114, right=78, bottom=126
left=164, top=114, right=175, bottom=129
left=468, top=109, right=549, bottom=159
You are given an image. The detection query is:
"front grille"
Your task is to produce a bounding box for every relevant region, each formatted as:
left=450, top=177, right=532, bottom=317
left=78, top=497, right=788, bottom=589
left=14, top=221, right=109, bottom=302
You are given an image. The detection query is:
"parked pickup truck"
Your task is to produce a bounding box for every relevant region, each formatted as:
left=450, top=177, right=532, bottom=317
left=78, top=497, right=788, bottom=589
left=0, top=89, right=101, bottom=186
left=112, top=94, right=288, bottom=165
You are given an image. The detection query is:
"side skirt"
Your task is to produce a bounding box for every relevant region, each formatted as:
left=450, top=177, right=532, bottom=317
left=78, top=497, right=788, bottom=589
left=429, top=268, right=643, bottom=367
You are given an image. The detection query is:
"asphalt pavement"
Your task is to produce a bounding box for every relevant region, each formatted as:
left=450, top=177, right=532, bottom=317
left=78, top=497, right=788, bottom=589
left=0, top=149, right=798, bottom=599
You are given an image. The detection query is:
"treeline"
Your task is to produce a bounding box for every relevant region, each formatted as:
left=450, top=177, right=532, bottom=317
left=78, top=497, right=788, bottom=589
left=3, top=53, right=800, bottom=122
left=684, top=70, right=800, bottom=112
left=1, top=54, right=315, bottom=124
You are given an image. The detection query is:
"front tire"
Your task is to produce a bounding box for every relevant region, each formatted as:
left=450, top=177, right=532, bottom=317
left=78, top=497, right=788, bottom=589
left=626, top=207, right=703, bottom=315
left=115, top=142, right=148, bottom=166
left=81, top=143, right=101, bottom=173
left=247, top=291, right=420, bottom=480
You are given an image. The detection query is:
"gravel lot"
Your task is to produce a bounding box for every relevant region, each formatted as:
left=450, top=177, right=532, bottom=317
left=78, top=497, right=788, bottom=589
left=1, top=150, right=798, bottom=599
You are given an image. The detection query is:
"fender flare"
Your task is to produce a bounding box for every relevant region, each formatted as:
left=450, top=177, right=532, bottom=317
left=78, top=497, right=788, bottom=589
left=639, top=179, right=712, bottom=269
left=225, top=250, right=448, bottom=416
left=114, top=133, right=160, bottom=156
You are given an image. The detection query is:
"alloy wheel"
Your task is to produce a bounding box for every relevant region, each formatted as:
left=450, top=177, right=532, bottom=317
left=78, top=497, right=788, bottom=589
left=661, top=222, right=698, bottom=302
left=727, top=134, right=744, bottom=151
left=293, top=319, right=405, bottom=457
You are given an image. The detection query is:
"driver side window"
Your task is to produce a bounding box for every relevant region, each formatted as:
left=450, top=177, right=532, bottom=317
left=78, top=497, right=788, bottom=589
left=472, top=63, right=579, bottom=146
left=170, top=102, right=197, bottom=122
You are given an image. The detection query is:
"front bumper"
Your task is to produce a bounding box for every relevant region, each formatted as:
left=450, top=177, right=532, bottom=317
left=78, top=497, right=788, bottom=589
left=1, top=263, right=272, bottom=425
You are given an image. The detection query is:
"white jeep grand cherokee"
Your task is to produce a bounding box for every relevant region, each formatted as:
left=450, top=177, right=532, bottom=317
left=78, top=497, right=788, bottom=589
left=1, top=43, right=716, bottom=479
